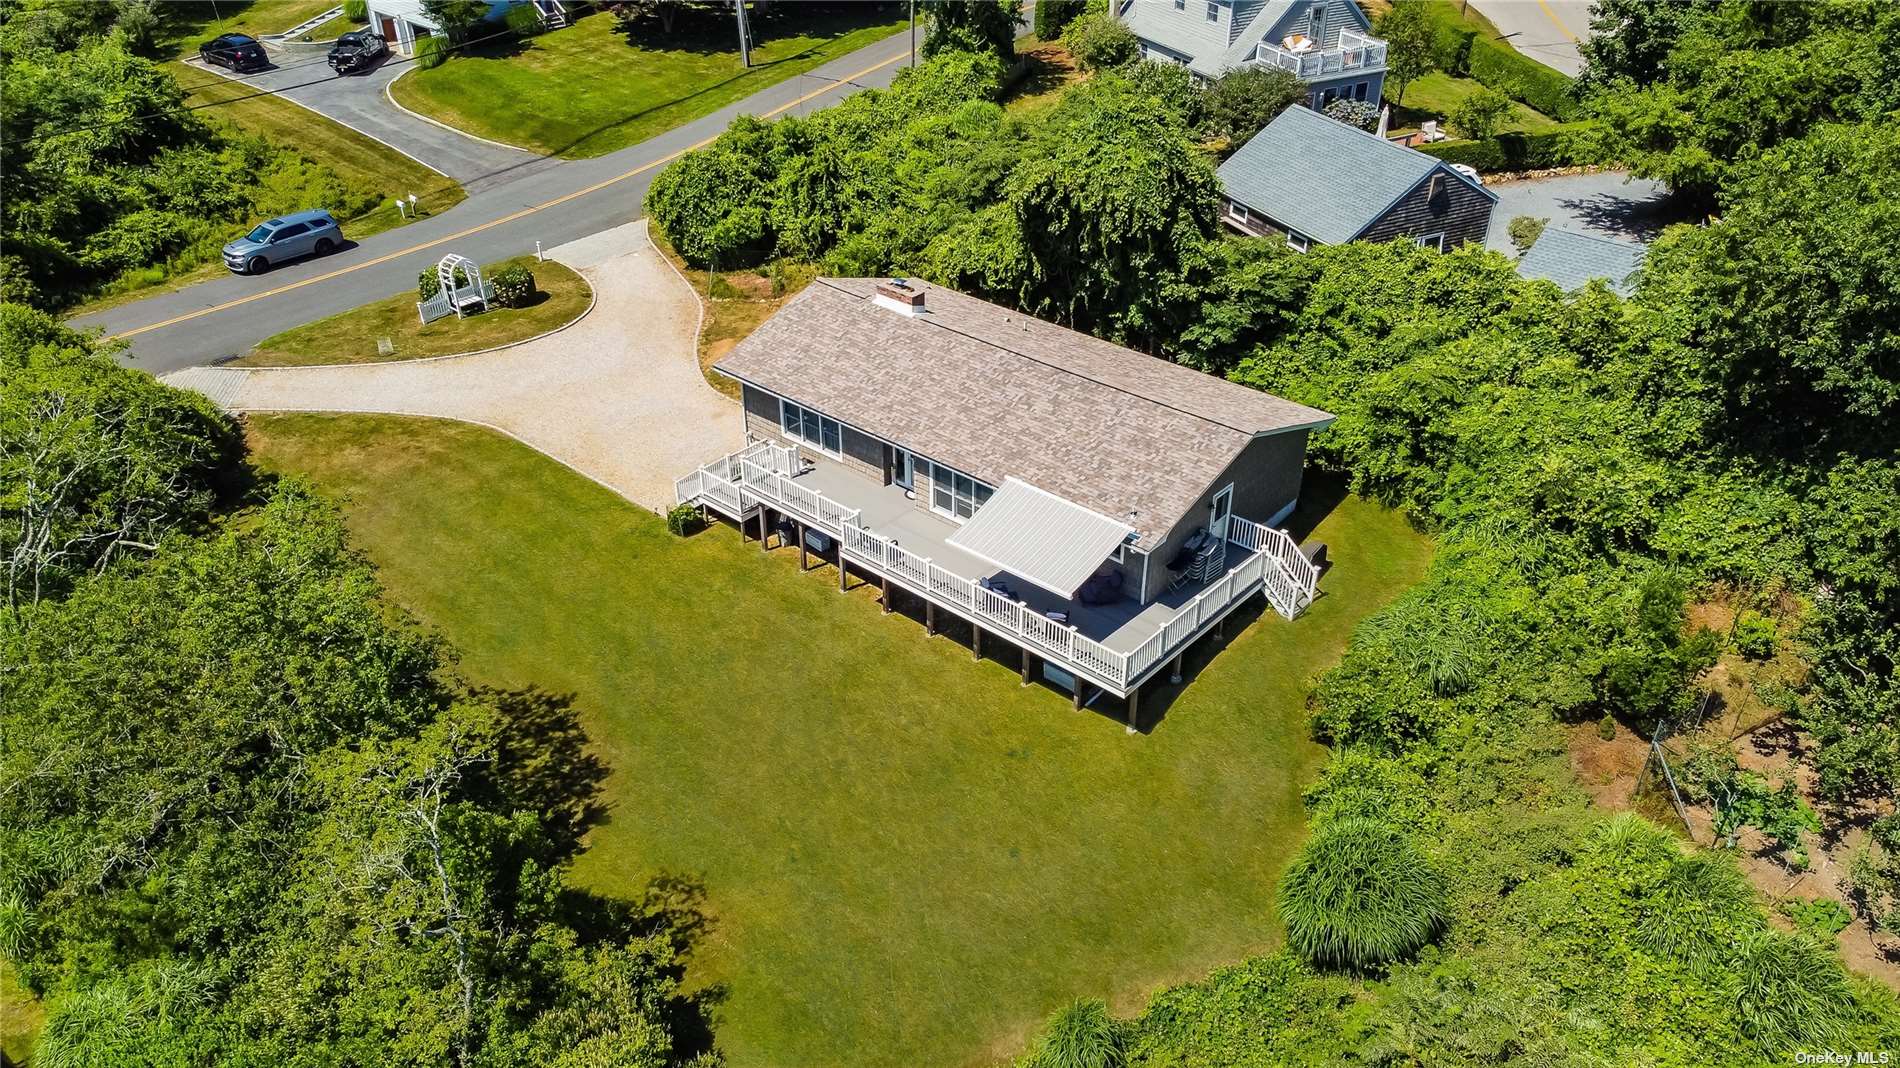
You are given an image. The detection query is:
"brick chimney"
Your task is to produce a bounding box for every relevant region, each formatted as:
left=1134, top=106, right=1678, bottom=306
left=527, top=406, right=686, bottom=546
left=872, top=278, right=926, bottom=316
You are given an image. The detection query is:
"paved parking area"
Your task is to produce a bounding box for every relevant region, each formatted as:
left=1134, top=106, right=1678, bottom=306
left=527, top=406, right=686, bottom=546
left=186, top=54, right=554, bottom=191
left=164, top=220, right=741, bottom=513
left=1484, top=170, right=1678, bottom=254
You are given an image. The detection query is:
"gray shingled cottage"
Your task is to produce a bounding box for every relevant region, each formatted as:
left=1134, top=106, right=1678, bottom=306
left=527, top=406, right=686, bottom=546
left=673, top=278, right=1333, bottom=726
left=1116, top=0, right=1387, bottom=108
left=1217, top=105, right=1498, bottom=251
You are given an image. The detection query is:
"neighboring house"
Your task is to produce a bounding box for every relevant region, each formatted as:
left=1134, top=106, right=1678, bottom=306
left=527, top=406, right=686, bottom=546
left=1515, top=227, right=1647, bottom=296
left=1116, top=0, right=1386, bottom=108
left=1217, top=104, right=1498, bottom=251
left=674, top=278, right=1333, bottom=722
left=365, top=0, right=567, bottom=54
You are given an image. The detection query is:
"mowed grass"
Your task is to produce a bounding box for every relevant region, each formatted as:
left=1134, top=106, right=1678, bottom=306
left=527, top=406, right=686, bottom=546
left=1388, top=71, right=1561, bottom=134
left=243, top=414, right=1432, bottom=1068
left=159, top=0, right=342, bottom=53
left=388, top=7, right=907, bottom=158
left=236, top=256, right=591, bottom=366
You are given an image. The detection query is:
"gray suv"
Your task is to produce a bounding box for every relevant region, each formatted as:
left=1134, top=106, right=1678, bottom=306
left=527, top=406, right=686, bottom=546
left=222, top=209, right=343, bottom=274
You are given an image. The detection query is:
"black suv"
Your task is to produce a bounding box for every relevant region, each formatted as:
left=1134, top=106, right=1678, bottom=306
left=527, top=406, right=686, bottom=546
left=327, top=30, right=388, bottom=74
left=200, top=33, right=268, bottom=72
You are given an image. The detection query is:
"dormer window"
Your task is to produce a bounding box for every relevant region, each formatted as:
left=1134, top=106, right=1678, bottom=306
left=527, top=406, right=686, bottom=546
left=1205, top=1, right=1218, bottom=22
left=1310, top=3, right=1326, bottom=38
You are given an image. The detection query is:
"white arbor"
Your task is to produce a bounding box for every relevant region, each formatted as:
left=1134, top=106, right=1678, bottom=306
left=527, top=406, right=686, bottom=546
left=416, top=254, right=494, bottom=324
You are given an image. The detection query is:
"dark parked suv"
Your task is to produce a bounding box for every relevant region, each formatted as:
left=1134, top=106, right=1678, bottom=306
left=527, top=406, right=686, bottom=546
left=200, top=33, right=269, bottom=72
left=221, top=209, right=344, bottom=274
left=327, top=30, right=388, bottom=74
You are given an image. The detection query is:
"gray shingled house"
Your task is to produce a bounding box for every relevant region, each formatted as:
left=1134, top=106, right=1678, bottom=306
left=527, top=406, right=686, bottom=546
left=1516, top=227, right=1647, bottom=296
left=1116, top=0, right=1386, bottom=107
left=1217, top=105, right=1497, bottom=251
left=673, top=278, right=1333, bottom=724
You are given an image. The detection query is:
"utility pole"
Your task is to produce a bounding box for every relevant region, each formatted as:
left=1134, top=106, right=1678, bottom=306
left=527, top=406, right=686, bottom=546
left=735, top=0, right=752, bottom=67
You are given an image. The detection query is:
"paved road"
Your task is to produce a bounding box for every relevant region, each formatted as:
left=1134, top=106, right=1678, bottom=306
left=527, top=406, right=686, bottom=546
left=79, top=31, right=915, bottom=375
left=1484, top=170, right=1675, bottom=254
left=183, top=53, right=551, bottom=191
left=1467, top=0, right=1591, bottom=77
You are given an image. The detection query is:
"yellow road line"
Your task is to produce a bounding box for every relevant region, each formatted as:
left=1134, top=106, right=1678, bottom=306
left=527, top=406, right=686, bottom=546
left=1535, top=0, right=1580, bottom=42
left=111, top=48, right=911, bottom=341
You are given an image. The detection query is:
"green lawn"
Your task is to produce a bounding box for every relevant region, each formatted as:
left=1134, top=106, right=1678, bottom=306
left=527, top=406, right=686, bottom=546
left=387, top=7, right=908, bottom=158
left=243, top=414, right=1432, bottom=1068
left=236, top=256, right=590, bottom=366
left=157, top=0, right=342, bottom=54
left=1388, top=71, right=1561, bottom=134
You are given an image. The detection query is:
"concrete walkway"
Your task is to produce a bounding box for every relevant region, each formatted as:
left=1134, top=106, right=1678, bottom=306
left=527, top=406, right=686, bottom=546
left=165, top=220, right=740, bottom=513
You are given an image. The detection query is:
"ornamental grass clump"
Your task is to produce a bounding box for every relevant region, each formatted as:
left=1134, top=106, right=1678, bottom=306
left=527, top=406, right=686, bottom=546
left=1022, top=998, right=1124, bottom=1068
left=1278, top=817, right=1446, bottom=971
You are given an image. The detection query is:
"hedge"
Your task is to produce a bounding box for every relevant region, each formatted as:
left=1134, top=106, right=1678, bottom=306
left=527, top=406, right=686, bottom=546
left=343, top=0, right=368, bottom=22
left=1468, top=36, right=1582, bottom=121
left=1034, top=0, right=1085, bottom=41
left=1417, top=121, right=1605, bottom=172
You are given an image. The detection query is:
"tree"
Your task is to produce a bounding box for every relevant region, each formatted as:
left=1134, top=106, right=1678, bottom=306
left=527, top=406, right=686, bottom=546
left=923, top=0, right=1021, bottom=63
left=1379, top=0, right=1435, bottom=106
left=420, top=0, right=491, bottom=41
left=1448, top=87, right=1510, bottom=140
left=1578, top=0, right=1719, bottom=92
left=1201, top=65, right=1306, bottom=143
left=1033, top=0, right=1084, bottom=41
left=1277, top=817, right=1446, bottom=970
left=1506, top=214, right=1548, bottom=252
left=1061, top=12, right=1138, bottom=72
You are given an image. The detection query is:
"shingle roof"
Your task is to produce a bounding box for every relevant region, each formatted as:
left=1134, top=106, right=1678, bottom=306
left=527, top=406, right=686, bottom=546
left=1120, top=0, right=1314, bottom=76
left=715, top=279, right=1333, bottom=546
left=1217, top=105, right=1495, bottom=244
left=1516, top=227, right=1647, bottom=296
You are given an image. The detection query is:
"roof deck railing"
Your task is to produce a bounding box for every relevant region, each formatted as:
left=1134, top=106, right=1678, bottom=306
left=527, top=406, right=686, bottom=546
left=1253, top=28, right=1387, bottom=78
left=674, top=442, right=1317, bottom=695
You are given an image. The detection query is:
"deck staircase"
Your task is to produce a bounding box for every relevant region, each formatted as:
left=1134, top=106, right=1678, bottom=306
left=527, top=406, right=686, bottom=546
left=532, top=0, right=568, bottom=29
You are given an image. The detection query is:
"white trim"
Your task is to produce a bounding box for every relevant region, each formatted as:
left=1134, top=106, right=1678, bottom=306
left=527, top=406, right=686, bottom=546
left=1415, top=232, right=1446, bottom=251
left=1287, top=232, right=1310, bottom=252
left=927, top=459, right=994, bottom=522
left=1264, top=495, right=1298, bottom=529
left=778, top=397, right=843, bottom=458
left=1208, top=483, right=1235, bottom=542
left=1227, top=200, right=1251, bottom=224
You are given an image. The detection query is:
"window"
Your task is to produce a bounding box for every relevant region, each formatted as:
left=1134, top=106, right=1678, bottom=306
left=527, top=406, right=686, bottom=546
left=1205, top=1, right=1218, bottom=22
left=779, top=399, right=841, bottom=455
left=1353, top=80, right=1368, bottom=101
left=1287, top=233, right=1310, bottom=253
left=928, top=461, right=993, bottom=521
left=1309, top=4, right=1325, bottom=37
left=1227, top=200, right=1250, bottom=224
left=1320, top=87, right=1337, bottom=105
left=1173, top=0, right=1184, bottom=9
left=1415, top=232, right=1446, bottom=251
left=271, top=222, right=309, bottom=241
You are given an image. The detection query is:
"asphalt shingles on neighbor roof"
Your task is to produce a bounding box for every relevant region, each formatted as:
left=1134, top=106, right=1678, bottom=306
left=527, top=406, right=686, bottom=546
left=1217, top=105, right=1492, bottom=244
left=1515, top=227, right=1647, bottom=295
left=1119, top=0, right=1305, bottom=77
left=714, top=279, right=1333, bottom=547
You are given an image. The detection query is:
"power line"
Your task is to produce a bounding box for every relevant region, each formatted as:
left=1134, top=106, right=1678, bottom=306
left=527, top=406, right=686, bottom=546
left=13, top=24, right=520, bottom=148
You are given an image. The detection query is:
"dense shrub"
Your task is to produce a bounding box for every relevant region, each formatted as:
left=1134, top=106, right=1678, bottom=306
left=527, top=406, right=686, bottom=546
left=1033, top=0, right=1084, bottom=40
left=504, top=1, right=543, bottom=37
left=1322, top=97, right=1378, bottom=131
left=1448, top=86, right=1511, bottom=140
left=417, top=264, right=469, bottom=300
left=1113, top=61, right=1203, bottom=128
left=1278, top=817, right=1446, bottom=970
left=1468, top=35, right=1581, bottom=120
left=1507, top=214, right=1548, bottom=251
left=666, top=503, right=702, bottom=537
left=490, top=262, right=535, bottom=308
left=343, top=0, right=368, bottom=22
left=1020, top=999, right=1124, bottom=1068
left=1202, top=65, right=1307, bottom=143
left=414, top=32, right=447, bottom=68
left=1062, top=12, right=1139, bottom=72
left=1417, top=120, right=1603, bottom=171
left=1733, top=609, right=1777, bottom=659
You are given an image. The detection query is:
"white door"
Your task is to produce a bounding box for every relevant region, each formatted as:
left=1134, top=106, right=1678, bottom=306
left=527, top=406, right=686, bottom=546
left=892, top=448, right=913, bottom=490
left=1208, top=484, right=1234, bottom=543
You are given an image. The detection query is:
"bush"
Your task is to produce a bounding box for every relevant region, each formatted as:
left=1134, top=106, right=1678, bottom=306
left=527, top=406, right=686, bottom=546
left=1597, top=713, right=1617, bottom=740
left=1278, top=817, right=1446, bottom=970
left=504, top=1, right=543, bottom=37
left=1448, top=87, right=1511, bottom=141
left=1322, top=97, right=1378, bottom=132
left=414, top=33, right=447, bottom=69
left=1781, top=896, right=1853, bottom=940
left=1022, top=998, right=1124, bottom=1068
left=1203, top=65, right=1307, bottom=143
left=417, top=265, right=468, bottom=300
left=1508, top=215, right=1548, bottom=252
left=1062, top=13, right=1139, bottom=72
left=1733, top=609, right=1778, bottom=660
left=1115, top=60, right=1203, bottom=128
left=666, top=503, right=702, bottom=537
left=343, top=0, right=368, bottom=22
left=1468, top=36, right=1581, bottom=121
left=1034, top=0, right=1085, bottom=40
left=490, top=263, right=534, bottom=308
left=1417, top=121, right=1602, bottom=172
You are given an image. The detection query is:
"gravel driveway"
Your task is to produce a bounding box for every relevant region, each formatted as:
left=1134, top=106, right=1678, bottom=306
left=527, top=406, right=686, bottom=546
left=186, top=54, right=554, bottom=191
left=165, top=220, right=742, bottom=513
left=1484, top=170, right=1678, bottom=254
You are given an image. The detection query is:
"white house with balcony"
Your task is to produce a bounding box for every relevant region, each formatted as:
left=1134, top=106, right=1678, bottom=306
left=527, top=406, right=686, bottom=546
left=1117, top=0, right=1387, bottom=108
left=673, top=278, right=1334, bottom=730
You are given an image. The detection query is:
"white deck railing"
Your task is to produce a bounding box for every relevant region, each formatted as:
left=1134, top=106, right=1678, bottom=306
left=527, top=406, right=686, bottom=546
left=675, top=446, right=1318, bottom=694
left=1254, top=29, right=1387, bottom=78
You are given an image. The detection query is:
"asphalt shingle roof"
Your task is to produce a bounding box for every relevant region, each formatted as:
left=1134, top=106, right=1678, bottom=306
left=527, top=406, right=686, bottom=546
left=714, top=279, right=1333, bottom=546
left=1217, top=105, right=1492, bottom=244
left=1120, top=0, right=1309, bottom=77
left=1516, top=227, right=1647, bottom=296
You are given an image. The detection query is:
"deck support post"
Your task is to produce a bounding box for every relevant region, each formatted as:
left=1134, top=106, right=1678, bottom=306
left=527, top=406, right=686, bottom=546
left=796, top=521, right=807, bottom=571
left=1020, top=645, right=1032, bottom=685
left=757, top=508, right=771, bottom=549
left=926, top=600, right=936, bottom=636
left=838, top=556, right=847, bottom=592
left=1126, top=685, right=1141, bottom=734
left=1170, top=654, right=1183, bottom=685
left=1073, top=681, right=1086, bottom=711
left=881, top=574, right=892, bottom=613
left=973, top=625, right=982, bottom=661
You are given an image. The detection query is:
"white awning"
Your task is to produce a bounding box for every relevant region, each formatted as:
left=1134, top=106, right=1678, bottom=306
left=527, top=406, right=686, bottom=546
left=945, top=478, right=1135, bottom=599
